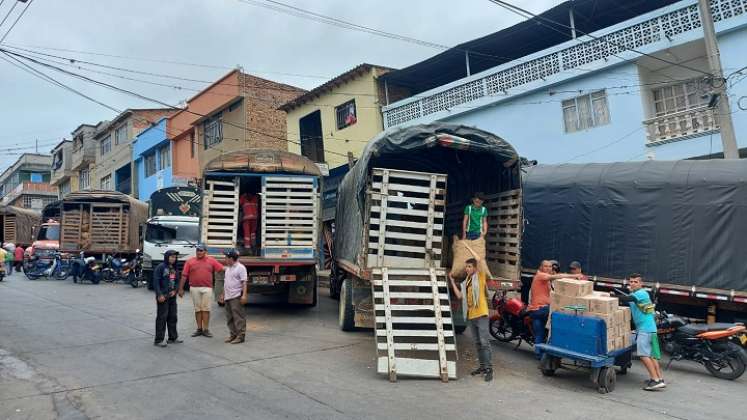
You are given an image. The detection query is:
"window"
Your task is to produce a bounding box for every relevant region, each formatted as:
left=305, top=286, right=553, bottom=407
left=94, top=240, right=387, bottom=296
left=100, top=135, right=112, bottom=156
left=30, top=173, right=43, bottom=183
left=53, top=151, right=63, bottom=170
left=100, top=174, right=113, bottom=190
left=203, top=113, right=223, bottom=149
left=562, top=90, right=610, bottom=133
left=79, top=169, right=90, bottom=190
left=115, top=124, right=128, bottom=145
left=145, top=153, right=157, bottom=177
left=652, top=79, right=706, bottom=117
left=158, top=145, right=171, bottom=170
left=335, top=100, right=357, bottom=130
left=60, top=180, right=71, bottom=196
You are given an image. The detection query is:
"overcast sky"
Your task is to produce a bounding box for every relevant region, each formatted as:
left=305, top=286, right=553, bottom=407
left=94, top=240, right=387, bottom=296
left=0, top=0, right=558, bottom=172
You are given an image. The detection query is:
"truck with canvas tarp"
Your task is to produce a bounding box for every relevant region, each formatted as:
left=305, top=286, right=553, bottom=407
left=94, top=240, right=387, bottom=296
left=0, top=205, right=41, bottom=247
left=330, top=123, right=523, bottom=381
left=521, top=160, right=747, bottom=323
left=200, top=149, right=321, bottom=307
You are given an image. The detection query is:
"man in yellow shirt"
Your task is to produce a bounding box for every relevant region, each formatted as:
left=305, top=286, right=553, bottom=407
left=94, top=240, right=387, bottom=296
left=0, top=247, right=7, bottom=278
left=449, top=258, right=492, bottom=381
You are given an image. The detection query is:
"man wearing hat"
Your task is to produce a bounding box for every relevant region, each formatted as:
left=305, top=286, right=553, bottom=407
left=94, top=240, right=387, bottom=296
left=219, top=249, right=248, bottom=344
left=178, top=244, right=225, bottom=338
left=569, top=261, right=588, bottom=281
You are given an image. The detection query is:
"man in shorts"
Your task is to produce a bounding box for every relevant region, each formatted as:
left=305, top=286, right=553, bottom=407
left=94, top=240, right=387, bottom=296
left=178, top=244, right=225, bottom=338
left=619, top=274, right=665, bottom=391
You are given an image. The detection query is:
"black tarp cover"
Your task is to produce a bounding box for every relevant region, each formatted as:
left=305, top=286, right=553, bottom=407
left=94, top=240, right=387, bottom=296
left=334, top=123, right=519, bottom=267
left=521, top=160, right=747, bottom=291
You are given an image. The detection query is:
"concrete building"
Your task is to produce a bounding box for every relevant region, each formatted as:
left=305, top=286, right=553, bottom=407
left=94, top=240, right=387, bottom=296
left=93, top=108, right=176, bottom=196
left=50, top=139, right=74, bottom=198
left=0, top=153, right=56, bottom=211
left=170, top=69, right=305, bottom=177
left=133, top=118, right=176, bottom=201
left=280, top=63, right=393, bottom=168
left=380, top=0, right=747, bottom=162
left=70, top=123, right=101, bottom=192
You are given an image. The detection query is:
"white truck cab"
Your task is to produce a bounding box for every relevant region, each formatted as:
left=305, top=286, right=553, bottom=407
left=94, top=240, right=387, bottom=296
left=142, top=215, right=199, bottom=283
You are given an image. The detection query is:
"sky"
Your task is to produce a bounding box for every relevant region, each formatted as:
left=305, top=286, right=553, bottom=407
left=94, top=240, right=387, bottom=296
left=0, top=0, right=558, bottom=172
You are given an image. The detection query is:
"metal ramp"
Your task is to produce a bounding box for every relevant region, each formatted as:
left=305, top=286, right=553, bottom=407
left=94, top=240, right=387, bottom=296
left=372, top=267, right=457, bottom=382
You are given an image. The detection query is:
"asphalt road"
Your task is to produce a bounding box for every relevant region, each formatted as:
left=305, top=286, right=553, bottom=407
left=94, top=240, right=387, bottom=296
left=0, top=271, right=744, bottom=420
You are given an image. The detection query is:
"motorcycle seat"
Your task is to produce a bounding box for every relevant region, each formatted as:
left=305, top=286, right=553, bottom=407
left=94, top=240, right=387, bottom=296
left=679, top=323, right=738, bottom=336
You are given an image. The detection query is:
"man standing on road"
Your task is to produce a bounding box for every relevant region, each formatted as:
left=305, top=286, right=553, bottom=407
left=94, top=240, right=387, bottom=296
left=219, top=249, right=248, bottom=344
left=153, top=250, right=182, bottom=347
left=527, top=260, right=582, bottom=358
left=178, top=244, right=224, bottom=338
left=14, top=245, right=24, bottom=272
left=618, top=274, right=666, bottom=391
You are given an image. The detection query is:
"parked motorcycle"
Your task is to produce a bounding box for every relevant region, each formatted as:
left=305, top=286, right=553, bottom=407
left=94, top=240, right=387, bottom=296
left=25, top=251, right=71, bottom=281
left=657, top=312, right=747, bottom=380
left=129, top=249, right=144, bottom=288
left=71, top=251, right=101, bottom=284
left=102, top=251, right=143, bottom=287
left=488, top=290, right=536, bottom=348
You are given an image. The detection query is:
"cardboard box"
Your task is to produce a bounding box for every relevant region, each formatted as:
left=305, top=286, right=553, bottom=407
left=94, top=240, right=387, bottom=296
left=607, top=338, right=616, bottom=352
left=614, top=309, right=625, bottom=327
left=621, top=306, right=632, bottom=323
left=550, top=292, right=589, bottom=313
left=553, top=278, right=593, bottom=297
left=593, top=291, right=610, bottom=297
left=622, top=333, right=631, bottom=347
left=614, top=337, right=624, bottom=350
left=588, top=296, right=619, bottom=315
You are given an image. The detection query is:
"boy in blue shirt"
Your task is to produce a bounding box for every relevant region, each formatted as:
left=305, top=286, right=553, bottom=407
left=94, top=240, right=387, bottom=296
left=619, top=274, right=666, bottom=391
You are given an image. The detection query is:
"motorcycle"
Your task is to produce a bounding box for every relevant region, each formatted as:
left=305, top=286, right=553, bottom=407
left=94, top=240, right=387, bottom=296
left=657, top=312, right=747, bottom=380
left=102, top=251, right=143, bottom=287
left=128, top=249, right=145, bottom=288
left=488, top=290, right=536, bottom=348
left=71, top=251, right=101, bottom=284
left=25, top=251, right=71, bottom=281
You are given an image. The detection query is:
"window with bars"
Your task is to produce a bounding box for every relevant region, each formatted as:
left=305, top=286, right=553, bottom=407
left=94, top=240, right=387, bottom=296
left=60, top=180, right=71, bottom=196
left=203, top=113, right=223, bottom=149
left=79, top=169, right=90, bottom=190
left=651, top=79, right=707, bottom=116
left=335, top=100, right=357, bottom=130
left=158, top=145, right=171, bottom=169
left=562, top=90, right=610, bottom=133
left=100, top=135, right=112, bottom=156
left=115, top=124, right=128, bottom=145
left=145, top=153, right=157, bottom=177
left=100, top=174, right=113, bottom=190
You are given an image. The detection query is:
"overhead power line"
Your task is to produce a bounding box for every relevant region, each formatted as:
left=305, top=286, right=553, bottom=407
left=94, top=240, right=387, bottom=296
left=0, top=0, right=18, bottom=29
left=0, top=0, right=32, bottom=43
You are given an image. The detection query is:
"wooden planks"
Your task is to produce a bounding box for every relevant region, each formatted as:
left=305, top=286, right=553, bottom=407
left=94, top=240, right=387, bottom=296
left=261, top=176, right=319, bottom=252
left=366, top=168, right=447, bottom=269
left=202, top=178, right=239, bottom=248
left=2, top=215, right=16, bottom=243
left=372, top=267, right=457, bottom=382
left=484, top=189, right=522, bottom=281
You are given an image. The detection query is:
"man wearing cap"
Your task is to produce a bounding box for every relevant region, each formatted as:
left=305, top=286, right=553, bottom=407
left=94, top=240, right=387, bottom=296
left=178, top=245, right=225, bottom=338
left=569, top=261, right=589, bottom=281
left=220, top=249, right=249, bottom=344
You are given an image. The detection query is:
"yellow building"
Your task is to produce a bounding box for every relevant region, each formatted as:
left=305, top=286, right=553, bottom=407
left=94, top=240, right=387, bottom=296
left=280, top=64, right=393, bottom=168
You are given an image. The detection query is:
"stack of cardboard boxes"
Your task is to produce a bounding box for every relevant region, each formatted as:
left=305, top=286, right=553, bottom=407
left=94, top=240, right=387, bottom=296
left=549, top=279, right=633, bottom=352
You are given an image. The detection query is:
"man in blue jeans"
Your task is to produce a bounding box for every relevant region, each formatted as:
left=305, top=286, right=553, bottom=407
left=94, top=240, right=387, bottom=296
left=462, top=193, right=487, bottom=240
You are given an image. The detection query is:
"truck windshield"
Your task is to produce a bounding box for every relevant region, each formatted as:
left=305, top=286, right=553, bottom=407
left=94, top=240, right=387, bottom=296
left=37, top=225, right=61, bottom=241
left=145, top=223, right=199, bottom=244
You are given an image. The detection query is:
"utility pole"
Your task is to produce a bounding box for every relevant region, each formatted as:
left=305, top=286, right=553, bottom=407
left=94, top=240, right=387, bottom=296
left=698, top=0, right=739, bottom=159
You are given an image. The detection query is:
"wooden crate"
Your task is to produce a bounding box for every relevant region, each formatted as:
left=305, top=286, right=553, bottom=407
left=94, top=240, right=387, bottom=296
left=261, top=176, right=318, bottom=251
left=89, top=206, right=128, bottom=250
left=2, top=215, right=15, bottom=243
left=366, top=168, right=447, bottom=269
left=484, top=189, right=522, bottom=281
left=201, top=179, right=239, bottom=248
left=372, top=267, right=457, bottom=381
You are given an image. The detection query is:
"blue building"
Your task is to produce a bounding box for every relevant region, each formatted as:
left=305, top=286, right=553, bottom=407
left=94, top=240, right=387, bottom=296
left=379, top=0, right=747, bottom=162
left=133, top=118, right=175, bottom=201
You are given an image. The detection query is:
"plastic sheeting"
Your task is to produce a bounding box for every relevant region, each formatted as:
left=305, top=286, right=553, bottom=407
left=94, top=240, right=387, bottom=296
left=333, top=123, right=520, bottom=267
left=521, top=160, right=747, bottom=291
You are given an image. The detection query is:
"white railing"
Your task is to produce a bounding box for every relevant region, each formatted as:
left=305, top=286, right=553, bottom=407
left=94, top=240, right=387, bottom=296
left=382, top=0, right=747, bottom=128
left=643, top=106, right=719, bottom=145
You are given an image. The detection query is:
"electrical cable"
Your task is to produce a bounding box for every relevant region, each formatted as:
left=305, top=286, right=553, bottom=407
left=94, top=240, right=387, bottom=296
left=0, top=0, right=31, bottom=43
left=0, top=0, right=17, bottom=29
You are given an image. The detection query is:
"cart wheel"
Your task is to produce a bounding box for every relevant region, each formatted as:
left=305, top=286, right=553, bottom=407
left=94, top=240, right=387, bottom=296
left=540, top=354, right=559, bottom=376
left=597, top=367, right=616, bottom=394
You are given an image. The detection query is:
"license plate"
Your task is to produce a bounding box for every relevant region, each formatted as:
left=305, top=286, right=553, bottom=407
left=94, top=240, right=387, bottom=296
left=740, top=334, right=747, bottom=345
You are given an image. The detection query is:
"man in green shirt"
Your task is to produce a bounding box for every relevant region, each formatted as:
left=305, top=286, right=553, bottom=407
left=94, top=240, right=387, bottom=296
left=462, top=193, right=487, bottom=240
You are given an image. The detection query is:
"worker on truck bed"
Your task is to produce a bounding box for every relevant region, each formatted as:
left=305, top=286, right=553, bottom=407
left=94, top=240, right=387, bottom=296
left=569, top=261, right=588, bottom=281
left=462, top=192, right=487, bottom=240
left=527, top=260, right=583, bottom=358
left=449, top=258, right=493, bottom=382
left=178, top=244, right=225, bottom=338
left=239, top=192, right=259, bottom=253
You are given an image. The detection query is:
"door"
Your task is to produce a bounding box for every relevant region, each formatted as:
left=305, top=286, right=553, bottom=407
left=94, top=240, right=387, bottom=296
left=201, top=178, right=239, bottom=249
left=261, top=175, right=319, bottom=259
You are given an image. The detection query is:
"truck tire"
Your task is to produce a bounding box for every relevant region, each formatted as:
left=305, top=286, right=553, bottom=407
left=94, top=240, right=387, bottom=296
left=329, top=259, right=343, bottom=300
left=339, top=278, right=355, bottom=331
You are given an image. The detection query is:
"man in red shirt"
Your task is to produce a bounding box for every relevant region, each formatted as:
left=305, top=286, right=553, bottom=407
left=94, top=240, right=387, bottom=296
left=528, top=260, right=582, bottom=357
left=239, top=193, right=259, bottom=251
left=178, top=245, right=225, bottom=338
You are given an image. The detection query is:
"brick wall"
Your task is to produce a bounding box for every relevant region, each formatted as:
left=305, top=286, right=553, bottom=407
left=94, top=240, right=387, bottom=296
left=241, top=73, right=305, bottom=150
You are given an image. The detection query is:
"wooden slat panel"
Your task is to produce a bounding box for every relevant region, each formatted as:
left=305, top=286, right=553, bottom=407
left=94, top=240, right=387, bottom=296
left=373, top=291, right=449, bottom=300
left=377, top=343, right=456, bottom=351
left=375, top=316, right=453, bottom=324
left=375, top=329, right=454, bottom=337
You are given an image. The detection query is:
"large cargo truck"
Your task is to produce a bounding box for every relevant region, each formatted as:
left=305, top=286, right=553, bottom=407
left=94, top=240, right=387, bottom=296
left=521, top=160, right=747, bottom=323
left=59, top=190, right=148, bottom=259
left=200, top=149, right=321, bottom=306
left=0, top=205, right=41, bottom=247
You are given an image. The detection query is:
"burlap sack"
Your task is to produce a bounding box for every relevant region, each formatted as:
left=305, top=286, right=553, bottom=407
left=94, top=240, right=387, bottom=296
left=449, top=235, right=492, bottom=279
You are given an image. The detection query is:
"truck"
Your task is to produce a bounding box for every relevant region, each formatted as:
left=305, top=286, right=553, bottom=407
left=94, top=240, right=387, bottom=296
left=200, top=149, right=321, bottom=306
left=0, top=205, right=41, bottom=248
left=330, top=123, right=523, bottom=380
left=520, top=160, right=747, bottom=323
left=59, top=190, right=148, bottom=259
left=142, top=186, right=201, bottom=286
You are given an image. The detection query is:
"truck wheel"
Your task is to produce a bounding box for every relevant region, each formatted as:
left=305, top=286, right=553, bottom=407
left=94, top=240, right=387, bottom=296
left=329, top=260, right=343, bottom=300
left=339, top=278, right=355, bottom=331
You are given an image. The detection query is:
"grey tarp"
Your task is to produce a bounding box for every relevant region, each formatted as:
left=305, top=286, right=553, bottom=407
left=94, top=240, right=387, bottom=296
left=334, top=123, right=520, bottom=267
left=521, top=160, right=747, bottom=292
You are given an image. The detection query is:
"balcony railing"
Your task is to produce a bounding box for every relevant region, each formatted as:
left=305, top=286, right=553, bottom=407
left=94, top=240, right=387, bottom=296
left=643, top=106, right=719, bottom=145
left=71, top=145, right=95, bottom=170
left=1, top=182, right=58, bottom=204
left=381, top=0, right=747, bottom=128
